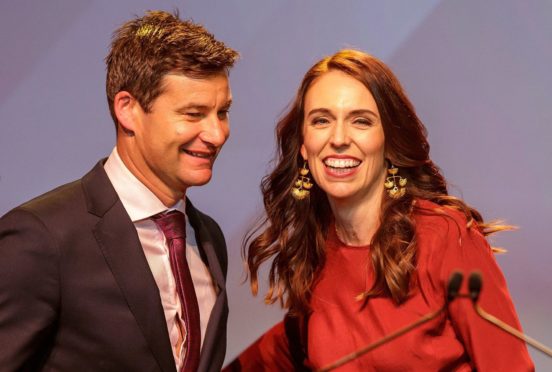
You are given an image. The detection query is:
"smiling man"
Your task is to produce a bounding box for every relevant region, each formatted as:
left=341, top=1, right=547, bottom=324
left=0, top=11, right=238, bottom=372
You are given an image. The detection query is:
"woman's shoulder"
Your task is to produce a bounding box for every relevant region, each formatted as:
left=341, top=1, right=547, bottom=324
left=413, top=198, right=470, bottom=233
left=412, top=198, right=491, bottom=259
left=413, top=198, right=492, bottom=267
left=412, top=199, right=495, bottom=301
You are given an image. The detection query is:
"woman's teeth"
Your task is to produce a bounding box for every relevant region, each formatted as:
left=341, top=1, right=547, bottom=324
left=324, top=158, right=360, bottom=168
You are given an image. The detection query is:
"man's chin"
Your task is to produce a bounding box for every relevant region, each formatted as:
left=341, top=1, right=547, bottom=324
left=179, top=174, right=213, bottom=189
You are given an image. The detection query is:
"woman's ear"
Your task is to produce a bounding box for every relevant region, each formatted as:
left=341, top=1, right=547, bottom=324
left=300, top=144, right=307, bottom=161
left=113, top=91, right=139, bottom=135
left=383, top=152, right=393, bottom=167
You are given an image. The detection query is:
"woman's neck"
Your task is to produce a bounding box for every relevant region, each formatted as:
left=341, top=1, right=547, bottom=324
left=329, top=186, right=384, bottom=246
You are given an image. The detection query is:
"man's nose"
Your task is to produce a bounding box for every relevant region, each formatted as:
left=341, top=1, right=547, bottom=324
left=200, top=116, right=229, bottom=147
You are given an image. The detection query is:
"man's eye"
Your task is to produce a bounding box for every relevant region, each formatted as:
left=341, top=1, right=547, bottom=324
left=217, top=110, right=230, bottom=120
left=186, top=112, right=203, bottom=118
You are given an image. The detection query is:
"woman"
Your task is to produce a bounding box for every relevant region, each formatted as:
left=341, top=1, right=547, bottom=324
left=229, top=50, right=533, bottom=371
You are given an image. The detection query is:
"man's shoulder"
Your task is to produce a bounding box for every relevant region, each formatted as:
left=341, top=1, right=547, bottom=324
left=0, top=178, right=88, bottom=251
left=18, top=179, right=83, bottom=215
left=2, top=160, right=108, bottom=223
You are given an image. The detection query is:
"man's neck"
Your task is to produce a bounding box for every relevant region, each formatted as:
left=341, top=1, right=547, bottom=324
left=116, top=146, right=185, bottom=208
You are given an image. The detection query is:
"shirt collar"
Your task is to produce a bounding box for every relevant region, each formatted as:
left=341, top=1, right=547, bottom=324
left=103, top=147, right=185, bottom=222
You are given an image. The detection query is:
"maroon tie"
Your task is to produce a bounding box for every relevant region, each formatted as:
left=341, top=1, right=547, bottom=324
left=152, top=210, right=201, bottom=372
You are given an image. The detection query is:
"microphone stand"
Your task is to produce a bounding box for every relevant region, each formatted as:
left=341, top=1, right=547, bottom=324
left=468, top=272, right=552, bottom=358
left=472, top=304, right=552, bottom=357
left=317, top=270, right=551, bottom=372
left=317, top=271, right=464, bottom=372
left=317, top=307, right=445, bottom=372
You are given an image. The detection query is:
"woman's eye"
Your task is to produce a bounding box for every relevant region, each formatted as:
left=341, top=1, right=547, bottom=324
left=312, top=117, right=330, bottom=126
left=354, top=118, right=373, bottom=126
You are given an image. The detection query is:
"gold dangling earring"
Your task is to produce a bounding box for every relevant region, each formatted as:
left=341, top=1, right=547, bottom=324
left=384, top=164, right=407, bottom=199
left=291, top=161, right=313, bottom=200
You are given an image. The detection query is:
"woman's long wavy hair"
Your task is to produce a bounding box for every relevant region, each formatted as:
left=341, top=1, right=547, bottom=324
left=245, top=49, right=506, bottom=315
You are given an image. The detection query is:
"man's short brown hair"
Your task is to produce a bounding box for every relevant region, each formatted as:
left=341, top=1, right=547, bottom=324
left=105, top=10, right=238, bottom=127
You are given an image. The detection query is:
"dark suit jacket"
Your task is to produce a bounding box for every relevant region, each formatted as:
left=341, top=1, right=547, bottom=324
left=0, top=160, right=228, bottom=371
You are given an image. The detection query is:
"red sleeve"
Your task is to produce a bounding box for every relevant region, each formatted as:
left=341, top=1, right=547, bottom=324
left=223, top=321, right=295, bottom=372
left=434, top=214, right=534, bottom=371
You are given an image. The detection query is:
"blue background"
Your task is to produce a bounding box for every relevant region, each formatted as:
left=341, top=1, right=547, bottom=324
left=1, top=0, right=550, bottom=368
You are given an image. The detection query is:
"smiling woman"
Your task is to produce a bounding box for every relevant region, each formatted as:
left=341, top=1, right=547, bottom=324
left=300, top=70, right=387, bottom=226
left=226, top=49, right=534, bottom=371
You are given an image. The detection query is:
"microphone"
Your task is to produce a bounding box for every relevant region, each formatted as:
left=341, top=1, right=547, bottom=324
left=468, top=271, right=552, bottom=358
left=468, top=270, right=482, bottom=302
left=317, top=271, right=464, bottom=372
left=447, top=269, right=464, bottom=302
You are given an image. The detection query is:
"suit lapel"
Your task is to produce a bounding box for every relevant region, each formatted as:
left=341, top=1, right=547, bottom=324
left=186, top=199, right=227, bottom=370
left=83, top=161, right=176, bottom=372
left=185, top=199, right=225, bottom=293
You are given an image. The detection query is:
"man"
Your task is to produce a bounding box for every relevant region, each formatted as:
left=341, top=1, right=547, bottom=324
left=0, top=10, right=238, bottom=371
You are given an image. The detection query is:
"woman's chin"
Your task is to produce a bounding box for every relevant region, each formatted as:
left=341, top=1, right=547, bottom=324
left=323, top=187, right=359, bottom=202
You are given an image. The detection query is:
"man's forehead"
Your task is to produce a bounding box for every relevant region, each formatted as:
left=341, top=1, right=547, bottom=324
left=155, top=73, right=231, bottom=107
left=164, top=70, right=229, bottom=82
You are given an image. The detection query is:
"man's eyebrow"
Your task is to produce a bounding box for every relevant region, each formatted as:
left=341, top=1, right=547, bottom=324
left=176, top=103, right=210, bottom=113
left=221, top=99, right=233, bottom=109
left=176, top=100, right=233, bottom=113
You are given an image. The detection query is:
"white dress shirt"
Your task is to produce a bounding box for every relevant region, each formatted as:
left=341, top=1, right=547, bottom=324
left=104, top=147, right=217, bottom=369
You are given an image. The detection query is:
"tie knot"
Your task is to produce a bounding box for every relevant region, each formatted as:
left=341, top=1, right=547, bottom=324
left=152, top=210, right=186, bottom=240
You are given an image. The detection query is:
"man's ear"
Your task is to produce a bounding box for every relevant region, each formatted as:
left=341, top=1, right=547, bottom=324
left=113, top=91, right=140, bottom=134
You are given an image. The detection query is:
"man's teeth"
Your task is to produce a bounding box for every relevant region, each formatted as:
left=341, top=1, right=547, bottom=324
left=324, top=158, right=360, bottom=168
left=182, top=149, right=212, bottom=158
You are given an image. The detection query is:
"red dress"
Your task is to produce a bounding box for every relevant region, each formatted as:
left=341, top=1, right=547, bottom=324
left=228, top=200, right=534, bottom=371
